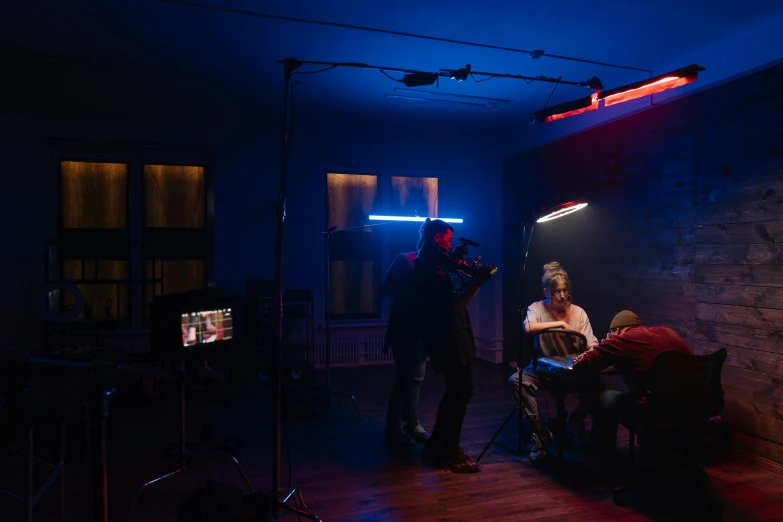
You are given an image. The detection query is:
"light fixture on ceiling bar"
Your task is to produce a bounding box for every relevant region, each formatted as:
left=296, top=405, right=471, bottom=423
left=598, top=64, right=705, bottom=107
left=402, top=72, right=441, bottom=87
left=280, top=59, right=601, bottom=89
left=532, top=92, right=599, bottom=123
left=477, top=196, right=588, bottom=460
left=531, top=64, right=705, bottom=123
left=369, top=215, right=464, bottom=223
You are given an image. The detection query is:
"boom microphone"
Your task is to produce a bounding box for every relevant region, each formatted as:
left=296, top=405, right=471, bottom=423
left=457, top=237, right=480, bottom=247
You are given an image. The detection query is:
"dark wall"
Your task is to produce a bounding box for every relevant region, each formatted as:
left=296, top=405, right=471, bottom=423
left=502, top=63, right=783, bottom=463
left=0, top=49, right=510, bottom=352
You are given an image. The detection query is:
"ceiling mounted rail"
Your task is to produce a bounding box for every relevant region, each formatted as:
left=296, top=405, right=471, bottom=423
left=283, top=59, right=602, bottom=89
left=157, top=0, right=653, bottom=74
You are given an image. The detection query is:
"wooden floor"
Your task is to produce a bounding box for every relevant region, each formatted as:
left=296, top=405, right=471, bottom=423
left=4, top=360, right=783, bottom=521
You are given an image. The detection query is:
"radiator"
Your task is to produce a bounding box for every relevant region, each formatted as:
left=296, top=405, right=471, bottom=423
left=310, top=331, right=393, bottom=366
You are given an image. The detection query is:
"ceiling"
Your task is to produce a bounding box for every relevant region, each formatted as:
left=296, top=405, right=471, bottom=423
left=4, top=0, right=783, bottom=122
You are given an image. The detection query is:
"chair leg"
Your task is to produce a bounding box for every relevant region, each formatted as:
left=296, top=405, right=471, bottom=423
left=613, top=430, right=640, bottom=506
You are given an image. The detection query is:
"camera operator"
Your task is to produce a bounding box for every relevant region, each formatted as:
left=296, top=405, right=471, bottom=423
left=413, top=218, right=492, bottom=474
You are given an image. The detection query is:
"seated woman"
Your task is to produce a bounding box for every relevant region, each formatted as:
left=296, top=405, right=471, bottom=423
left=508, top=262, right=598, bottom=461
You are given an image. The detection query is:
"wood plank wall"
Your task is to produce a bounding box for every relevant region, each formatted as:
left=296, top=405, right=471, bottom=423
left=502, top=63, right=783, bottom=464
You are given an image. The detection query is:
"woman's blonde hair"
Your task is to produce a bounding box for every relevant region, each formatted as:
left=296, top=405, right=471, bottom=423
left=542, top=262, right=572, bottom=299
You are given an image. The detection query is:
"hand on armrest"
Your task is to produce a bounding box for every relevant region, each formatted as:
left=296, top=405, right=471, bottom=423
left=525, top=320, right=571, bottom=334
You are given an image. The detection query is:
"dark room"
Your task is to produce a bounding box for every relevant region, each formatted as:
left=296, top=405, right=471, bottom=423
left=1, top=1, right=782, bottom=521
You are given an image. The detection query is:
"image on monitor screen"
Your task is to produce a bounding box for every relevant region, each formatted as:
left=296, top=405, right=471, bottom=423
left=181, top=308, right=234, bottom=347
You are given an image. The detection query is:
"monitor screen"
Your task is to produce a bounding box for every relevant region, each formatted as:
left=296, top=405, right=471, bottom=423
left=181, top=307, right=234, bottom=348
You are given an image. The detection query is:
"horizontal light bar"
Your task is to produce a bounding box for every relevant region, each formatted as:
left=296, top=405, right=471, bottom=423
left=599, top=68, right=700, bottom=107
left=534, top=93, right=599, bottom=123
left=532, top=64, right=705, bottom=123
left=368, top=215, right=464, bottom=223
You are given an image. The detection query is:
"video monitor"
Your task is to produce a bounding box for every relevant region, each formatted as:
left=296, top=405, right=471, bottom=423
left=149, top=288, right=237, bottom=358
left=181, top=308, right=234, bottom=348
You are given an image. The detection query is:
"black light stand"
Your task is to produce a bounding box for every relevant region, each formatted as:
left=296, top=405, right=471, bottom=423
left=476, top=215, right=537, bottom=462
left=476, top=200, right=588, bottom=463
left=266, top=57, right=321, bottom=522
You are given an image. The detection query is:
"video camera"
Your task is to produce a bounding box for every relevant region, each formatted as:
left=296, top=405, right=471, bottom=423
left=439, top=236, right=498, bottom=286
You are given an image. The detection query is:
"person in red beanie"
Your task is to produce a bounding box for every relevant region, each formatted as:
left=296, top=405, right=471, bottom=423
left=572, top=310, right=692, bottom=455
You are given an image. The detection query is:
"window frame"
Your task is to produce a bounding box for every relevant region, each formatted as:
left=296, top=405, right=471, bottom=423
left=324, top=170, right=441, bottom=323
left=51, top=140, right=214, bottom=329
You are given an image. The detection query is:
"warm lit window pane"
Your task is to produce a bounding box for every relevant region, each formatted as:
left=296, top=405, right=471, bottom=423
left=144, top=259, right=205, bottom=317
left=60, top=259, right=130, bottom=321
left=326, top=173, right=378, bottom=229
left=144, top=165, right=205, bottom=228
left=326, top=173, right=381, bottom=318
left=61, top=161, right=128, bottom=228
left=388, top=176, right=439, bottom=256
left=390, top=176, right=438, bottom=217
left=330, top=260, right=379, bottom=315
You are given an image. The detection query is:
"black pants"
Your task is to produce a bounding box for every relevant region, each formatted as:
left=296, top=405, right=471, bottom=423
left=592, top=390, right=639, bottom=456
left=429, top=362, right=474, bottom=448
left=385, top=337, right=427, bottom=429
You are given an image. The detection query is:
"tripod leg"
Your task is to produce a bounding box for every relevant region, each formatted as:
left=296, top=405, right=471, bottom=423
left=278, top=489, right=320, bottom=521
left=230, top=457, right=255, bottom=493
left=476, top=405, right=518, bottom=463
left=517, top=399, right=525, bottom=454
left=479, top=374, right=542, bottom=462
left=332, top=391, right=364, bottom=422
left=126, top=470, right=182, bottom=522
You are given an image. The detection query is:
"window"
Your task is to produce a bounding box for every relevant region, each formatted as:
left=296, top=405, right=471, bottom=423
left=58, top=161, right=131, bottom=323
left=142, top=164, right=207, bottom=316
left=61, top=161, right=128, bottom=229
left=387, top=176, right=438, bottom=258
left=56, top=156, right=211, bottom=327
left=325, top=173, right=439, bottom=320
left=326, top=173, right=381, bottom=319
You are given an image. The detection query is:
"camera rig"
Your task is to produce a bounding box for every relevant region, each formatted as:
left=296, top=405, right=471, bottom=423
left=440, top=236, right=498, bottom=291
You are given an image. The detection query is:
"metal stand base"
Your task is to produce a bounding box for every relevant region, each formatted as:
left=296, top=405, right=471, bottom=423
left=126, top=379, right=254, bottom=521
left=0, top=423, right=66, bottom=522
left=331, top=389, right=364, bottom=422
left=476, top=368, right=534, bottom=462
left=476, top=405, right=531, bottom=463
left=277, top=487, right=321, bottom=521
left=244, top=488, right=322, bottom=521
left=126, top=449, right=254, bottom=521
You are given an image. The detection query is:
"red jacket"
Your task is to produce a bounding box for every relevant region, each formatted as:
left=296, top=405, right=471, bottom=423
left=573, top=325, right=691, bottom=395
